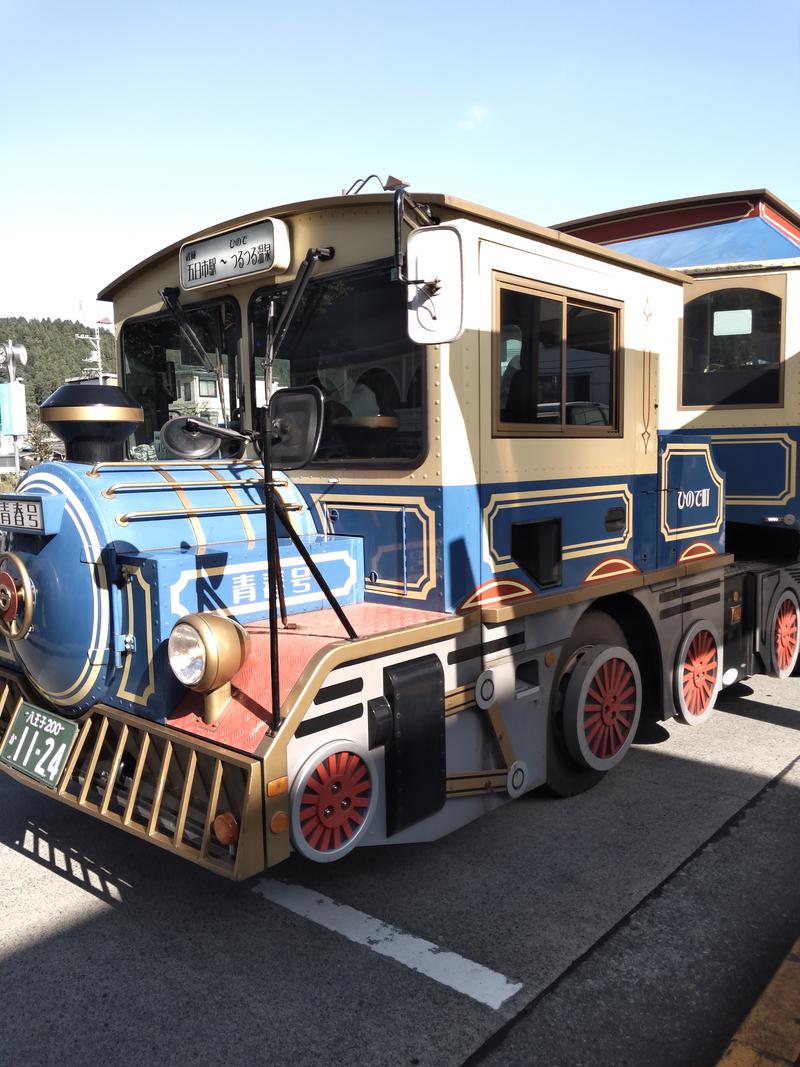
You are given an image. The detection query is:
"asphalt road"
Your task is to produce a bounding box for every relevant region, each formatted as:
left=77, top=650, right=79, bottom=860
left=1, top=674, right=799, bottom=1067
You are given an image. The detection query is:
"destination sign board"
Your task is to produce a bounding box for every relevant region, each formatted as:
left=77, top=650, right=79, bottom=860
left=180, top=218, right=291, bottom=290
left=0, top=493, right=64, bottom=535
left=0, top=495, right=43, bottom=532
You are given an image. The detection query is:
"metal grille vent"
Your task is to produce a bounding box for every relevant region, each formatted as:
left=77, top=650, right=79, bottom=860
left=0, top=673, right=264, bottom=879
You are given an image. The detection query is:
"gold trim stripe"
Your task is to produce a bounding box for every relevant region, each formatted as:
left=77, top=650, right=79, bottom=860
left=154, top=467, right=206, bottom=545
left=481, top=554, right=734, bottom=624
left=709, top=432, right=797, bottom=506
left=117, top=567, right=156, bottom=706
left=42, top=405, right=143, bottom=423
left=484, top=484, right=634, bottom=571
left=207, top=467, right=257, bottom=541
left=446, top=771, right=507, bottom=798
left=310, top=494, right=437, bottom=600
left=659, top=442, right=724, bottom=542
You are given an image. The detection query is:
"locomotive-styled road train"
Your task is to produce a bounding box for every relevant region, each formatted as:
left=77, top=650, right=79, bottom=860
left=0, top=190, right=796, bottom=879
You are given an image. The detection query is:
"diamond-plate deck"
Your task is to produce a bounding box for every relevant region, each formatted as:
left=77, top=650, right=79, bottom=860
left=168, top=602, right=450, bottom=753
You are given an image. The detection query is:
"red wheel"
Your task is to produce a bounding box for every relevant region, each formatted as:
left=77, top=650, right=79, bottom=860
left=563, top=645, right=642, bottom=771
left=291, top=744, right=376, bottom=862
left=0, top=571, right=18, bottom=624
left=0, top=552, right=33, bottom=640
left=675, top=622, right=720, bottom=725
left=771, top=591, right=799, bottom=678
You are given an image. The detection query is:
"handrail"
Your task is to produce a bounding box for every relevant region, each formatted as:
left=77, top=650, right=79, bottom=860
left=116, top=501, right=303, bottom=526
left=102, top=477, right=284, bottom=498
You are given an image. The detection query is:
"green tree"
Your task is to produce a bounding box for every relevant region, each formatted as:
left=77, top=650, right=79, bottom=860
left=0, top=317, right=117, bottom=421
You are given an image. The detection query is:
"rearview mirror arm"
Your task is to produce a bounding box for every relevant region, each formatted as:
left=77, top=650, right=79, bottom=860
left=392, top=187, right=441, bottom=295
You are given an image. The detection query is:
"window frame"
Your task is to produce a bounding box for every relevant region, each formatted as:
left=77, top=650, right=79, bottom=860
left=248, top=258, right=428, bottom=470
left=679, top=273, right=787, bottom=411
left=120, top=294, right=242, bottom=435
left=492, top=273, right=624, bottom=438
left=198, top=376, right=218, bottom=397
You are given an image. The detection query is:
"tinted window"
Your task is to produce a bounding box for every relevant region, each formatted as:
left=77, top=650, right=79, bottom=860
left=251, top=267, right=425, bottom=465
left=497, top=285, right=616, bottom=433
left=683, top=287, right=781, bottom=406
left=121, top=299, right=239, bottom=457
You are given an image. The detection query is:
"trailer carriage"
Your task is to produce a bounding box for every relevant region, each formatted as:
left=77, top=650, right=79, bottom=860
left=0, top=189, right=773, bottom=878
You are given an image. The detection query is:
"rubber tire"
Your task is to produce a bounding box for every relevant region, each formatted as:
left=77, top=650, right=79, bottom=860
left=545, top=610, right=628, bottom=797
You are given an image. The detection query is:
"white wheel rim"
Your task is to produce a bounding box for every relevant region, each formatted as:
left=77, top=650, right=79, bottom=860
left=563, top=645, right=642, bottom=772
left=290, top=741, right=377, bottom=863
left=675, top=621, right=721, bottom=725
left=771, top=590, right=800, bottom=679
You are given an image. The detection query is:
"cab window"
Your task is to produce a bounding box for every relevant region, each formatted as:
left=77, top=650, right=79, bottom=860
left=682, top=286, right=782, bottom=407
left=121, top=298, right=239, bottom=458
left=251, top=265, right=425, bottom=466
left=494, top=277, right=620, bottom=436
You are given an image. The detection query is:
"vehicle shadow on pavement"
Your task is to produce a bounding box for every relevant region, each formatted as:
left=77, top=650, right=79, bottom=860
left=717, top=683, right=800, bottom=732
left=2, top=816, right=130, bottom=906
left=1, top=698, right=800, bottom=1067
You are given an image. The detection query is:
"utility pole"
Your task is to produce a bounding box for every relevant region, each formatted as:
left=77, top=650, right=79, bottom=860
left=76, top=322, right=103, bottom=377
left=0, top=340, right=28, bottom=471
left=75, top=317, right=113, bottom=381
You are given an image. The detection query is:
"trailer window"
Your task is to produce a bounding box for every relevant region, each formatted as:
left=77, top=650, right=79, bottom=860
left=251, top=265, right=425, bottom=466
left=682, top=287, right=782, bottom=407
left=121, top=298, right=239, bottom=458
left=494, top=279, right=619, bottom=436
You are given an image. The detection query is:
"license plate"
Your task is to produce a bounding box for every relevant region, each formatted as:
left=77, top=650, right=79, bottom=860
left=0, top=702, right=79, bottom=788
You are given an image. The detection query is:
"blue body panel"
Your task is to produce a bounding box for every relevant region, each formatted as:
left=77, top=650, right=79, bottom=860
left=113, top=535, right=363, bottom=721
left=2, top=462, right=363, bottom=721
left=662, top=425, right=800, bottom=525
left=297, top=451, right=725, bottom=614
left=0, top=440, right=726, bottom=724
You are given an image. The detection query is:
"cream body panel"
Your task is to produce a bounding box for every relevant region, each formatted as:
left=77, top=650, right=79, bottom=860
left=108, top=206, right=682, bottom=493
left=659, top=269, right=800, bottom=431
left=111, top=206, right=402, bottom=474
left=462, top=222, right=681, bottom=485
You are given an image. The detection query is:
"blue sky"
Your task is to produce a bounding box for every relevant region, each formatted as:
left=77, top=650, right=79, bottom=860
left=1, top=0, right=799, bottom=321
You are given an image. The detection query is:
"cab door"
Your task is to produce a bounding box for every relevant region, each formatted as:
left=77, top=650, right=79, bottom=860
left=478, top=244, right=647, bottom=596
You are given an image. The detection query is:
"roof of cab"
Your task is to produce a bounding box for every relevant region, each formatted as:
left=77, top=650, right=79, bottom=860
left=97, top=191, right=691, bottom=302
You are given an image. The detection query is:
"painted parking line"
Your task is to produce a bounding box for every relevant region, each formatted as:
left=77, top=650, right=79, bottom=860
left=254, top=879, right=523, bottom=1010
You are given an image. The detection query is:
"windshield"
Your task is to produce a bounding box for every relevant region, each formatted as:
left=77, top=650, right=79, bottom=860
left=121, top=299, right=239, bottom=458
left=251, top=265, right=425, bottom=466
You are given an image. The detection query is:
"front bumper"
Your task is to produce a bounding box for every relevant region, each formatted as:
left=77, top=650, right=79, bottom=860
left=0, top=672, right=267, bottom=880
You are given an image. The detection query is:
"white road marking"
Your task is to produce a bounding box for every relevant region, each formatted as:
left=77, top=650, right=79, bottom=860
left=253, top=879, right=523, bottom=1010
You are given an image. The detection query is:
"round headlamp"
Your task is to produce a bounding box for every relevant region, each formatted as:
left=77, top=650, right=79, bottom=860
left=168, top=622, right=207, bottom=686
left=167, top=613, right=250, bottom=692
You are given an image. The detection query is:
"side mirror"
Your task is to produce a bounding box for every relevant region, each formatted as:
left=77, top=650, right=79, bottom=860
left=406, top=226, right=465, bottom=345
left=268, top=385, right=323, bottom=470
left=161, top=416, right=246, bottom=460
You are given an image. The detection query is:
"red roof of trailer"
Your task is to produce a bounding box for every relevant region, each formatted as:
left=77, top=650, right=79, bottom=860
left=553, top=190, right=800, bottom=269
left=554, top=189, right=800, bottom=244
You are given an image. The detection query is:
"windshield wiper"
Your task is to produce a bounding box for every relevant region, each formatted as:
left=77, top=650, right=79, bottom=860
left=160, top=286, right=228, bottom=426
left=266, top=246, right=334, bottom=365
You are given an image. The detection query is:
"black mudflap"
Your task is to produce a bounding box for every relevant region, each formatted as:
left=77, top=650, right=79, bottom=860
left=383, top=654, right=446, bottom=836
